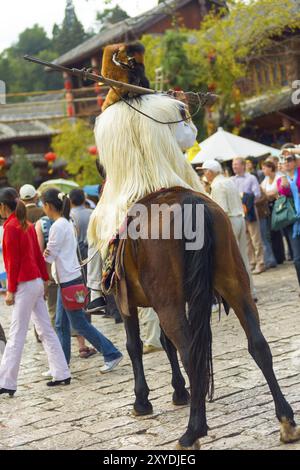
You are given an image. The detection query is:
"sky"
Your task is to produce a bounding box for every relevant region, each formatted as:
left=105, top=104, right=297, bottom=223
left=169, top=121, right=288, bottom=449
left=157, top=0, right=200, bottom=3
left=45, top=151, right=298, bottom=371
left=0, top=0, right=158, bottom=53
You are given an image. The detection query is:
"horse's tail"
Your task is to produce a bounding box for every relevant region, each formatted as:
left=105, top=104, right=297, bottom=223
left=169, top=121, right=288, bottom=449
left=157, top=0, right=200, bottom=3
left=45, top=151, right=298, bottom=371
left=182, top=194, right=214, bottom=401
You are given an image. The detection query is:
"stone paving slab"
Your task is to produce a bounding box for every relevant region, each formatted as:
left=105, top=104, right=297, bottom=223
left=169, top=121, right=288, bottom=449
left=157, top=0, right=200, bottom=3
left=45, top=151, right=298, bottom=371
left=0, top=262, right=300, bottom=450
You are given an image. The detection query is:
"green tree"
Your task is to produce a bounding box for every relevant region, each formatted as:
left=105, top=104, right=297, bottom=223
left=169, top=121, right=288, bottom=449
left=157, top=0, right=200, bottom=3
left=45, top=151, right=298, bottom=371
left=142, top=0, right=300, bottom=134
left=96, top=4, right=129, bottom=31
left=0, top=22, right=64, bottom=94
left=52, top=1, right=89, bottom=55
left=7, top=146, right=37, bottom=189
left=15, top=24, right=51, bottom=56
left=141, top=30, right=205, bottom=138
left=161, top=30, right=195, bottom=90
left=51, top=119, right=102, bottom=186
left=0, top=47, right=63, bottom=94
left=184, top=0, right=300, bottom=129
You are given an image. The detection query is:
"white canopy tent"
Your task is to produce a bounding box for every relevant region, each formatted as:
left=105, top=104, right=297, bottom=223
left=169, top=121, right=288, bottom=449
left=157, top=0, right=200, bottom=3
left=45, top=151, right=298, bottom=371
left=192, top=127, right=280, bottom=164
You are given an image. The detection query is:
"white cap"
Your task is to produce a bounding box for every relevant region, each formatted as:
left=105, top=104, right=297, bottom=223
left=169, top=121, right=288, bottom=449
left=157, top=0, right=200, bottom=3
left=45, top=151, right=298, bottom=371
left=201, top=160, right=222, bottom=173
left=19, top=184, right=37, bottom=200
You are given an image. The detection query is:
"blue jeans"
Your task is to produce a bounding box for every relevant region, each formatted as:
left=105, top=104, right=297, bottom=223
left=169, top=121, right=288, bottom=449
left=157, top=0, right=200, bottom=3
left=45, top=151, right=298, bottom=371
left=286, top=225, right=300, bottom=286
left=55, top=279, right=122, bottom=364
left=259, top=217, right=277, bottom=268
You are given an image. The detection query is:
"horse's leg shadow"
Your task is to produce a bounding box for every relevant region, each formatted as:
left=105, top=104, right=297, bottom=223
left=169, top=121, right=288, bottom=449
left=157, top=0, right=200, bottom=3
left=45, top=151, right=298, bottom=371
left=123, top=307, right=153, bottom=416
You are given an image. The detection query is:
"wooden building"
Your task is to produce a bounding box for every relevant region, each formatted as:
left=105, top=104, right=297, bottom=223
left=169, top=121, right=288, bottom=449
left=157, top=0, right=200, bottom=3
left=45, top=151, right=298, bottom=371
left=240, top=32, right=300, bottom=145
left=0, top=93, right=67, bottom=186
left=52, top=0, right=227, bottom=120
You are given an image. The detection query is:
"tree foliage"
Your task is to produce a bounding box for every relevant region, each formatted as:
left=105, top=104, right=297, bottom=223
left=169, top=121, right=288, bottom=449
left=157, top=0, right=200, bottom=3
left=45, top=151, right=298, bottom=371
left=96, top=5, right=129, bottom=31
left=7, top=146, right=37, bottom=189
left=52, top=9, right=89, bottom=56
left=184, top=0, right=300, bottom=128
left=0, top=3, right=90, bottom=94
left=0, top=25, right=62, bottom=93
left=51, top=119, right=102, bottom=186
left=15, top=24, right=51, bottom=56
left=142, top=0, right=300, bottom=133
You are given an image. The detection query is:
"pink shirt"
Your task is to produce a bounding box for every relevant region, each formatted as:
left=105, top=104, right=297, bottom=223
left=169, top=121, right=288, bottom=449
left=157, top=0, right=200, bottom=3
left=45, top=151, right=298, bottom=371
left=277, top=170, right=300, bottom=197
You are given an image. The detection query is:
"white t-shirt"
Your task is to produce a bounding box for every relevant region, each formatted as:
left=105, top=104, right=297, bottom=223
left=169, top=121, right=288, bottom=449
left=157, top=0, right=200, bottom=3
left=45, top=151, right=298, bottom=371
left=261, top=174, right=280, bottom=194
left=45, top=217, right=81, bottom=284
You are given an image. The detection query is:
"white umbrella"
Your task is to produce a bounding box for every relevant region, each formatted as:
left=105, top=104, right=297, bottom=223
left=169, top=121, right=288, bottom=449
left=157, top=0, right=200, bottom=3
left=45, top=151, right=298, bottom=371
left=192, top=127, right=280, bottom=164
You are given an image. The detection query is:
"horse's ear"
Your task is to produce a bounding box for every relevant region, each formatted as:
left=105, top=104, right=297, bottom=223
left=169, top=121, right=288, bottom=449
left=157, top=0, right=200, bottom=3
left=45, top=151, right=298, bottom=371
left=96, top=159, right=106, bottom=179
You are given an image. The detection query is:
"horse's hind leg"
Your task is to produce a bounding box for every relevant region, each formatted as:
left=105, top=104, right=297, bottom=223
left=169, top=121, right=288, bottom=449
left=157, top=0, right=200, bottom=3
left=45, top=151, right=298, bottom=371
left=156, top=308, right=203, bottom=450
left=123, top=307, right=153, bottom=416
left=217, top=275, right=300, bottom=443
left=160, top=329, right=190, bottom=406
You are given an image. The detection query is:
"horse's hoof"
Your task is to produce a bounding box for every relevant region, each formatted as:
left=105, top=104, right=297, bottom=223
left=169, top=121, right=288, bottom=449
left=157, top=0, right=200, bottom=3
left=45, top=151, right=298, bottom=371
left=280, top=418, right=300, bottom=443
left=176, top=439, right=200, bottom=450
left=133, top=401, right=153, bottom=417
left=172, top=389, right=190, bottom=406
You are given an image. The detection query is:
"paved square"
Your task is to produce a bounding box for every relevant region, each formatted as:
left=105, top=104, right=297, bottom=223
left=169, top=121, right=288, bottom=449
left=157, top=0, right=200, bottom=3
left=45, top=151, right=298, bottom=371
left=0, top=262, right=300, bottom=450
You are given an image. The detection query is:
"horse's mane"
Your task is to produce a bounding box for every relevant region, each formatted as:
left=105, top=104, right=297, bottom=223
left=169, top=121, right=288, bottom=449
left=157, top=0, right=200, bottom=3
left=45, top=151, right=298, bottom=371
left=88, top=94, right=204, bottom=258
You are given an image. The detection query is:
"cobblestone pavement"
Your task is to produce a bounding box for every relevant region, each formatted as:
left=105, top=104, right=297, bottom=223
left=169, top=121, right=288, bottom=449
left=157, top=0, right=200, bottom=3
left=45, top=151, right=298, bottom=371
left=0, top=262, right=300, bottom=451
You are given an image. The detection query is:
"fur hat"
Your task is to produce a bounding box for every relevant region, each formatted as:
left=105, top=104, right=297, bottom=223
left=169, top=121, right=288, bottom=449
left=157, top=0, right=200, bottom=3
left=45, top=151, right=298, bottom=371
left=101, top=42, right=150, bottom=111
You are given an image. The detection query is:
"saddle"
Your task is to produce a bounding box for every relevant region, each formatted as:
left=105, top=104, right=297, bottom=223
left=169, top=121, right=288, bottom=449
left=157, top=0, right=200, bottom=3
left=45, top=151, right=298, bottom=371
left=101, top=186, right=199, bottom=315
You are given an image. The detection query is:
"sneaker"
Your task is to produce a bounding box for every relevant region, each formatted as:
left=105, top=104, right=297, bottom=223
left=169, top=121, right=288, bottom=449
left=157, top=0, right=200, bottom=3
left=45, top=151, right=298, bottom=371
left=100, top=355, right=123, bottom=374
left=85, top=297, right=107, bottom=314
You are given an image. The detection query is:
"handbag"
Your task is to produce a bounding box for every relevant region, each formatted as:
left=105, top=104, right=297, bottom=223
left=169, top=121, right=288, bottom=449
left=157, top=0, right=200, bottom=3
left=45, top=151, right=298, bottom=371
left=271, top=196, right=298, bottom=231
left=60, top=283, right=89, bottom=311
left=56, top=265, right=88, bottom=312
left=255, top=193, right=270, bottom=219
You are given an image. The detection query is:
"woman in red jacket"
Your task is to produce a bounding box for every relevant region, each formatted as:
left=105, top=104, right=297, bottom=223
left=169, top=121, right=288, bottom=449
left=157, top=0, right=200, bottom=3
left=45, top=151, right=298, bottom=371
left=0, top=188, right=70, bottom=397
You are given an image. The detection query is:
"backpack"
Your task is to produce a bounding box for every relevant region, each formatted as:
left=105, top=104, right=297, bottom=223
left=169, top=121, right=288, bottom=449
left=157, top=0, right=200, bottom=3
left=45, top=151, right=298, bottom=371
left=40, top=216, right=54, bottom=247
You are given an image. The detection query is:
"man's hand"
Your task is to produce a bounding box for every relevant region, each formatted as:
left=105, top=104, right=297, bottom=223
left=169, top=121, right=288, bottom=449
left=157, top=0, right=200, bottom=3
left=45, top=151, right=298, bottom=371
left=6, top=291, right=15, bottom=306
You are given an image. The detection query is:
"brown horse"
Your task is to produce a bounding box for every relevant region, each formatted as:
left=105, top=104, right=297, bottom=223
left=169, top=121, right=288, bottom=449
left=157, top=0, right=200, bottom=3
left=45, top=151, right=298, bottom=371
left=111, top=186, right=300, bottom=450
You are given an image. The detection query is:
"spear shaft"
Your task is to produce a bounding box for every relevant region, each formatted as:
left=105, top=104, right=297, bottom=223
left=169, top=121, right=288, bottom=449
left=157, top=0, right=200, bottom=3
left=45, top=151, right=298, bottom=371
left=24, top=55, right=155, bottom=95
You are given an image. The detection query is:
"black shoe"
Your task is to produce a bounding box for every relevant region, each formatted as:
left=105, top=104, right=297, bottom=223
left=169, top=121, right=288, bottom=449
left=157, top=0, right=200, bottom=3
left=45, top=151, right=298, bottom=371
left=85, top=297, right=107, bottom=314
left=46, top=377, right=71, bottom=387
left=0, top=388, right=15, bottom=397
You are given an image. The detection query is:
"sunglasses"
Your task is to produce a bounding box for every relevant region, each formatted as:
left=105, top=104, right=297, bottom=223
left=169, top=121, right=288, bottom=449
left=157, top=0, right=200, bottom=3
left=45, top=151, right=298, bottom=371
left=284, top=157, right=295, bottom=163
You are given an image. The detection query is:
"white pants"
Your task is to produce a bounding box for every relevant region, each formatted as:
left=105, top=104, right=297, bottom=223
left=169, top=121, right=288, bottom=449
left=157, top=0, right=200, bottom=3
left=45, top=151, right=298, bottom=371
left=138, top=307, right=162, bottom=348
left=230, top=216, right=256, bottom=298
left=87, top=244, right=102, bottom=297
left=0, top=278, right=70, bottom=390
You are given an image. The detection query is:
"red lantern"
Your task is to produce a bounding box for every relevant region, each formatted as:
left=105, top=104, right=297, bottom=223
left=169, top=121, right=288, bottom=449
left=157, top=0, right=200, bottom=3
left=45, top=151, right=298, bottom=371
left=44, top=152, right=57, bottom=163
left=64, top=79, right=72, bottom=91
left=88, top=146, right=98, bottom=156
left=0, top=156, right=6, bottom=168
left=67, top=104, right=75, bottom=117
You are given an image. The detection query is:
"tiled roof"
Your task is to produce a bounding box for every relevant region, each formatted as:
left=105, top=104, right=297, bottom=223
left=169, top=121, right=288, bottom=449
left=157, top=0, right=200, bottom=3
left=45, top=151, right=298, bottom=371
left=0, top=93, right=65, bottom=122
left=0, top=120, right=57, bottom=142
left=242, top=86, right=300, bottom=120
left=53, top=0, right=227, bottom=67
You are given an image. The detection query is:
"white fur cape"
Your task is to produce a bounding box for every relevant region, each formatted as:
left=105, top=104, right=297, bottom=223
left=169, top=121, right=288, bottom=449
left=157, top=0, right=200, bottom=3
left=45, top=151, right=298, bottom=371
left=88, top=94, right=204, bottom=259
